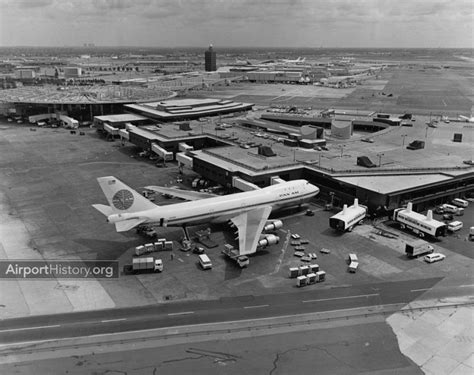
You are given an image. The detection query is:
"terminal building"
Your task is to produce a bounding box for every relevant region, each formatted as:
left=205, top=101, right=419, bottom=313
left=124, top=98, right=253, bottom=122
left=109, top=108, right=473, bottom=215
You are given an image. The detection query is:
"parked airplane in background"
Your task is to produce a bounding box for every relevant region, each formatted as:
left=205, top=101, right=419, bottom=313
left=93, top=177, right=319, bottom=255
left=459, top=114, right=474, bottom=123
left=281, top=56, right=306, bottom=64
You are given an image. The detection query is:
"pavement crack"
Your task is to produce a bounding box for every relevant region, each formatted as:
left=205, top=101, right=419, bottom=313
left=162, top=354, right=204, bottom=364
left=269, top=343, right=355, bottom=375
left=269, top=346, right=311, bottom=375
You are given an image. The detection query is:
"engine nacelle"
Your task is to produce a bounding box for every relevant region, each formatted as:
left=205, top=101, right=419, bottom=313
left=264, top=220, right=283, bottom=232
left=258, top=234, right=280, bottom=247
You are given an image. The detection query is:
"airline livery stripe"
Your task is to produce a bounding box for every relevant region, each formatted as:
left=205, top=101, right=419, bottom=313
left=161, top=191, right=316, bottom=226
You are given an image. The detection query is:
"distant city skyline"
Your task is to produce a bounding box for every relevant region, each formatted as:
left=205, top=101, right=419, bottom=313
left=0, top=0, right=472, bottom=48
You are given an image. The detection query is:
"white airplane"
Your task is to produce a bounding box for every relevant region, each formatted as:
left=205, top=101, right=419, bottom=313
left=459, top=114, right=474, bottom=123
left=93, top=176, right=319, bottom=255
left=281, top=57, right=306, bottom=64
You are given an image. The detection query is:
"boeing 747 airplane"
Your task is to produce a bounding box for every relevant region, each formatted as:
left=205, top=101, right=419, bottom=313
left=93, top=176, right=319, bottom=255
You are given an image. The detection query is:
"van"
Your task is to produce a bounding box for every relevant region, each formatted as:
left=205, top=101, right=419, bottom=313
left=198, top=254, right=212, bottom=270
left=447, top=221, right=463, bottom=232
left=347, top=253, right=358, bottom=264
left=452, top=198, right=468, bottom=208
left=442, top=204, right=459, bottom=214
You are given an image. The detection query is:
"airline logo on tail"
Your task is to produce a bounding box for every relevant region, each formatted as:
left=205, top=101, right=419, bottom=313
left=112, top=190, right=134, bottom=210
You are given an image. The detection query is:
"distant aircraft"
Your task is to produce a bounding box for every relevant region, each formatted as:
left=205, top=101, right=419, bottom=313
left=281, top=57, right=306, bottom=64
left=93, top=177, right=319, bottom=256
left=459, top=114, right=474, bottom=123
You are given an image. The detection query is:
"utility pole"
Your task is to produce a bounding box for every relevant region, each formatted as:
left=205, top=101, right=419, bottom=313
left=377, top=152, right=384, bottom=167
left=401, top=134, right=407, bottom=147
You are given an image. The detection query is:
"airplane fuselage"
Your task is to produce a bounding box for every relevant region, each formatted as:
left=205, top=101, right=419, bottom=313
left=108, top=180, right=318, bottom=228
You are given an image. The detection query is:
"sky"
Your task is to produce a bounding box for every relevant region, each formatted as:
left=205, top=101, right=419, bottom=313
left=0, top=0, right=472, bottom=48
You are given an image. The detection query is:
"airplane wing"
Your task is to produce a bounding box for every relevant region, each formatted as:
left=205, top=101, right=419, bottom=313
left=144, top=186, right=217, bottom=200
left=230, top=206, right=272, bottom=256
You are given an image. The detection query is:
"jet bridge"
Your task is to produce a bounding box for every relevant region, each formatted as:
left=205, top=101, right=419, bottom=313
left=271, top=176, right=286, bottom=185
left=176, top=152, right=193, bottom=169
left=151, top=143, right=173, bottom=161
left=232, top=177, right=260, bottom=191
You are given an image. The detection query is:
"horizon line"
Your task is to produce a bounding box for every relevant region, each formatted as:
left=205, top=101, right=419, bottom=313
left=0, top=45, right=473, bottom=50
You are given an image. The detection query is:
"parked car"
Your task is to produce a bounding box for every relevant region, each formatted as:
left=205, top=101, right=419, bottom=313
left=424, top=253, right=446, bottom=263
left=442, top=213, right=454, bottom=221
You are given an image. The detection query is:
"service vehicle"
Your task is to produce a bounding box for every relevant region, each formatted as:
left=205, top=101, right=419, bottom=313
left=424, top=253, right=446, bottom=263
left=469, top=227, right=474, bottom=241
left=124, top=256, right=163, bottom=274
left=405, top=241, right=434, bottom=258
left=441, top=204, right=462, bottom=215
left=198, top=254, right=213, bottom=270
left=447, top=221, right=463, bottom=232
left=452, top=198, right=469, bottom=208
left=330, top=199, right=367, bottom=232
left=442, top=213, right=454, bottom=221
left=221, top=244, right=249, bottom=268
left=393, top=203, right=447, bottom=238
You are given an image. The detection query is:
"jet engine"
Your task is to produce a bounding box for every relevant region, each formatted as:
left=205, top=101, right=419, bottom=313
left=258, top=234, right=280, bottom=247
left=264, top=220, right=283, bottom=232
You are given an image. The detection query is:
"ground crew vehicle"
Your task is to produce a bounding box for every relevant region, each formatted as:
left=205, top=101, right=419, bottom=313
left=221, top=244, right=249, bottom=268
left=124, top=257, right=163, bottom=274
left=424, top=253, right=446, bottom=263
left=198, top=254, right=213, bottom=270
left=405, top=241, right=434, bottom=258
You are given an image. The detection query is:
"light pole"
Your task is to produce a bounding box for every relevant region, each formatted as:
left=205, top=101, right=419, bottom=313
left=339, top=144, right=345, bottom=158
left=377, top=152, right=384, bottom=167
left=401, top=134, right=407, bottom=147
left=425, top=126, right=429, bottom=138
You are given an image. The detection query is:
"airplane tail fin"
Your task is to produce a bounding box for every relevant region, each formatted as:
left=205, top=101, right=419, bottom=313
left=95, top=176, right=157, bottom=215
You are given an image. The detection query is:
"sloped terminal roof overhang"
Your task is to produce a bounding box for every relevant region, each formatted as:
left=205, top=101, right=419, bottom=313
left=125, top=98, right=253, bottom=121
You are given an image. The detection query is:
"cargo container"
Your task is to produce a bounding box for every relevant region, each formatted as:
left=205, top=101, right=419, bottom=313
left=309, top=264, right=319, bottom=273
left=299, top=265, right=310, bottom=276
left=296, top=275, right=307, bottom=287
left=289, top=267, right=299, bottom=278
left=315, top=271, right=326, bottom=282
left=306, top=273, right=317, bottom=284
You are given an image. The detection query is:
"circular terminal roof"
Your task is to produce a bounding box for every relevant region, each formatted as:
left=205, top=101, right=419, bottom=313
left=0, top=85, right=175, bottom=105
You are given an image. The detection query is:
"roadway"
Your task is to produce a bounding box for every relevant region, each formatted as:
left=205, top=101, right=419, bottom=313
left=0, top=277, right=443, bottom=345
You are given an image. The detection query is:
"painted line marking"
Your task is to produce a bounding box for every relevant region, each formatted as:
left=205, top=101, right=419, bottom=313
left=101, top=318, right=126, bottom=323
left=302, top=293, right=379, bottom=303
left=411, top=288, right=430, bottom=292
left=460, top=284, right=474, bottom=288
left=0, top=325, right=61, bottom=333
left=168, top=311, right=194, bottom=316
left=243, top=304, right=269, bottom=309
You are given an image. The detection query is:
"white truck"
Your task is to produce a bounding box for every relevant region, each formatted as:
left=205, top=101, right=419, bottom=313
left=221, top=244, right=250, bottom=268
left=124, top=256, right=163, bottom=274
left=405, top=241, right=434, bottom=258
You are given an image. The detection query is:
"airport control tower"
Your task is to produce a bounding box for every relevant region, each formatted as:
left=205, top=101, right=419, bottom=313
left=205, top=44, right=216, bottom=72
